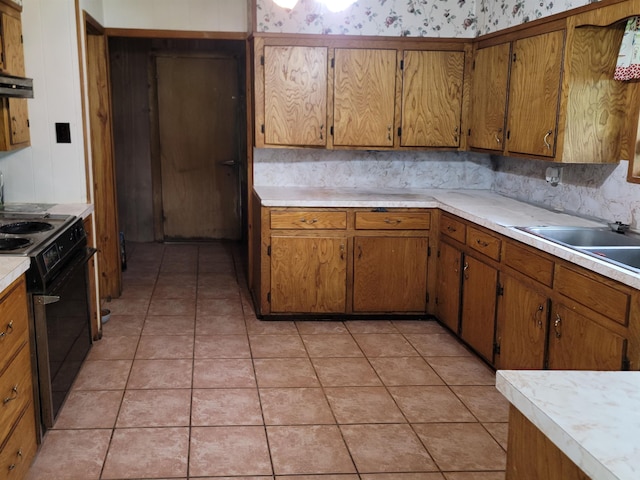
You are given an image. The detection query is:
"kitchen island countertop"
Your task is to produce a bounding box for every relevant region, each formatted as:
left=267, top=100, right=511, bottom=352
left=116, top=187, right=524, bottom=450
left=254, top=186, right=640, bottom=289
left=497, top=370, right=640, bottom=480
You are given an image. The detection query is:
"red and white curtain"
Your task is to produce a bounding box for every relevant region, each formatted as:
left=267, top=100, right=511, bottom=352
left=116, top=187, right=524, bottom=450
left=615, top=17, right=640, bottom=81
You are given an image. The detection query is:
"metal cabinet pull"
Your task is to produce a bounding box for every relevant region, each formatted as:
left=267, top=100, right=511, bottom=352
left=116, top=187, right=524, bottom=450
left=340, top=244, right=345, bottom=261
left=319, top=124, right=324, bottom=140
left=387, top=125, right=392, bottom=141
left=3, top=385, right=18, bottom=404
left=357, top=245, right=363, bottom=260
left=0, top=320, right=13, bottom=339
left=447, top=225, right=457, bottom=232
left=463, top=261, right=469, bottom=279
left=543, top=130, right=553, bottom=150
left=300, top=218, right=318, bottom=224
left=554, top=314, right=562, bottom=338
left=476, top=239, right=489, bottom=247
left=495, top=134, right=501, bottom=144
left=384, top=218, right=401, bottom=225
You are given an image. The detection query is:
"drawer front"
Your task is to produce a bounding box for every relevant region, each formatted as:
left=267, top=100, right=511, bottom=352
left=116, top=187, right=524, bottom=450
left=440, top=215, right=466, bottom=243
left=0, top=345, right=33, bottom=445
left=555, top=265, right=630, bottom=326
left=270, top=211, right=347, bottom=230
left=504, top=241, right=554, bottom=287
left=467, top=226, right=502, bottom=261
left=0, top=279, right=28, bottom=373
left=355, top=212, right=431, bottom=230
left=0, top=404, right=37, bottom=480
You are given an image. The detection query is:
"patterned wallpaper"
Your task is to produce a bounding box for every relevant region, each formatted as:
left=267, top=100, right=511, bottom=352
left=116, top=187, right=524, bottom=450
left=255, top=0, right=601, bottom=37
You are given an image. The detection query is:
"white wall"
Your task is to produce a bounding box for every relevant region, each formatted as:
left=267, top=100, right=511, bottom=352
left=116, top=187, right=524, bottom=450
left=0, top=0, right=88, bottom=204
left=102, top=0, right=248, bottom=32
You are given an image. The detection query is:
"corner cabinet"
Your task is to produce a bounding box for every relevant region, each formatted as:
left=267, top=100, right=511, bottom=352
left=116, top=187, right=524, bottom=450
left=253, top=35, right=469, bottom=151
left=0, top=4, right=29, bottom=151
left=251, top=196, right=432, bottom=317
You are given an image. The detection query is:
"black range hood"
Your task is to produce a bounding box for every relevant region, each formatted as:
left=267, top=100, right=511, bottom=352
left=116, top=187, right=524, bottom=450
left=0, top=73, right=33, bottom=98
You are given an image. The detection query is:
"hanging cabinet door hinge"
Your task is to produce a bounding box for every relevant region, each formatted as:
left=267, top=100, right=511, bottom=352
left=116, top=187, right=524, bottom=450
left=472, top=59, right=476, bottom=70
left=267, top=245, right=271, bottom=256
left=267, top=292, right=271, bottom=303
left=496, top=282, right=504, bottom=296
left=493, top=342, right=501, bottom=355
left=426, top=292, right=430, bottom=304
left=261, top=124, right=265, bottom=134
left=427, top=246, right=431, bottom=257
left=622, top=357, right=631, bottom=371
left=330, top=126, right=334, bottom=136
left=397, top=127, right=402, bottom=137
left=400, top=59, right=404, bottom=70
left=260, top=55, right=264, bottom=66
left=331, top=57, right=335, bottom=68
left=512, top=53, right=517, bottom=63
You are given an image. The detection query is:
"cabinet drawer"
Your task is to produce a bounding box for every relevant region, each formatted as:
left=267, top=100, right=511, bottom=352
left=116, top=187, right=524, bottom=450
left=555, top=265, right=630, bottom=326
left=504, top=241, right=554, bottom=287
left=270, top=211, right=347, bottom=230
left=0, top=278, right=28, bottom=373
left=467, top=226, right=502, bottom=261
left=0, top=345, right=32, bottom=445
left=440, top=215, right=466, bottom=243
left=355, top=212, right=431, bottom=230
left=0, top=404, right=37, bottom=480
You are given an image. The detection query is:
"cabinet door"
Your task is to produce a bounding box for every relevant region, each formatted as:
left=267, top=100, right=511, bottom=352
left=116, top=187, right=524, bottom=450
left=1, top=13, right=25, bottom=76
left=8, top=97, right=29, bottom=145
left=435, top=241, right=462, bottom=333
left=263, top=46, right=328, bottom=146
left=400, top=50, right=464, bottom=147
left=506, top=30, right=564, bottom=158
left=548, top=303, right=626, bottom=370
left=353, top=236, right=428, bottom=313
left=469, top=43, right=510, bottom=151
left=270, top=236, right=346, bottom=313
left=496, top=274, right=548, bottom=369
left=333, top=48, right=396, bottom=147
left=460, top=255, right=498, bottom=362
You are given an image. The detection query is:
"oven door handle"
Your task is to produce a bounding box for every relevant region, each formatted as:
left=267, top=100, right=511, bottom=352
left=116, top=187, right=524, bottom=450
left=34, top=295, right=61, bottom=305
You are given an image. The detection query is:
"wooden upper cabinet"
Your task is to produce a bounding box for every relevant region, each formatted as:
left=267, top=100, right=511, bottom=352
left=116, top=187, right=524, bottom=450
left=506, top=30, right=565, bottom=158
left=263, top=45, right=328, bottom=147
left=400, top=50, right=464, bottom=147
left=1, top=13, right=24, bottom=76
left=469, top=43, right=510, bottom=151
left=333, top=48, right=397, bottom=147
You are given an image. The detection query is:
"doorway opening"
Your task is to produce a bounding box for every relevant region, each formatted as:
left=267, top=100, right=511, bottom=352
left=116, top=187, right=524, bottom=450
left=109, top=38, right=247, bottom=244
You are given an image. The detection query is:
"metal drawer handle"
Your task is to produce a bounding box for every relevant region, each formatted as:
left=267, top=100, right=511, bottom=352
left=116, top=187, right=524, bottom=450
left=476, top=239, right=489, bottom=247
left=384, top=218, right=401, bottom=225
left=543, top=130, right=553, bottom=150
left=0, top=320, right=13, bottom=339
left=447, top=225, right=457, bottom=232
left=554, top=314, right=562, bottom=338
left=3, top=385, right=18, bottom=404
left=535, top=304, right=544, bottom=328
left=300, top=218, right=318, bottom=224
left=340, top=244, right=345, bottom=261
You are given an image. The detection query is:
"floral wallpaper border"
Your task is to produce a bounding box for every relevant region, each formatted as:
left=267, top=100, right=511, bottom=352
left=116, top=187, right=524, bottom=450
left=255, top=0, right=602, bottom=38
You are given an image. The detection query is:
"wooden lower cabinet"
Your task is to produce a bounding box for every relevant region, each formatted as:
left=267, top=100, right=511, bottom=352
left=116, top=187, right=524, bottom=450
left=547, top=303, right=627, bottom=370
left=435, top=240, right=462, bottom=332
left=353, top=236, right=428, bottom=313
left=270, top=235, right=347, bottom=313
left=460, top=255, right=498, bottom=363
left=506, top=406, right=589, bottom=480
left=496, top=274, right=549, bottom=370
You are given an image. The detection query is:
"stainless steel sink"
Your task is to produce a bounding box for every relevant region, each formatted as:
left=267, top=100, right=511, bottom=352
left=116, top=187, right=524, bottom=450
left=520, top=226, right=640, bottom=247
left=581, top=247, right=640, bottom=272
left=517, top=226, right=640, bottom=273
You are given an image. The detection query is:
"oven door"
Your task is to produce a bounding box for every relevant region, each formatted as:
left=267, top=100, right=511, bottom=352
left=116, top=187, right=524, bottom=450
left=31, top=247, right=96, bottom=431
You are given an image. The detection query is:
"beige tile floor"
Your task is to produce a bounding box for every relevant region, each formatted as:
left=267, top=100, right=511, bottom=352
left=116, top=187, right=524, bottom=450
left=26, top=242, right=508, bottom=480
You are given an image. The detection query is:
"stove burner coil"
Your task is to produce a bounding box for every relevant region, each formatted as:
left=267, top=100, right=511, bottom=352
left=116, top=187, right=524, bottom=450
left=0, top=221, right=54, bottom=234
left=0, top=237, right=32, bottom=250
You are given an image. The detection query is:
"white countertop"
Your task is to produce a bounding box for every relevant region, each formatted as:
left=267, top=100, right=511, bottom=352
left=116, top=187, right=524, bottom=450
left=496, top=370, right=640, bottom=480
left=0, top=203, right=94, bottom=292
left=254, top=186, right=640, bottom=289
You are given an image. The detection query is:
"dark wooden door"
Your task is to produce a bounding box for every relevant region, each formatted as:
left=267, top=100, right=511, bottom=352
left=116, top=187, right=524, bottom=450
left=156, top=55, right=241, bottom=240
